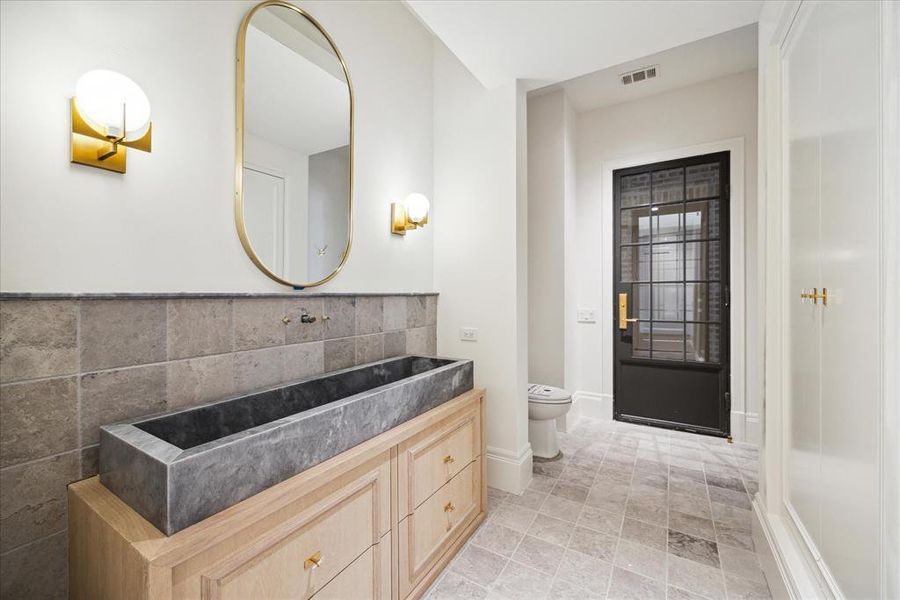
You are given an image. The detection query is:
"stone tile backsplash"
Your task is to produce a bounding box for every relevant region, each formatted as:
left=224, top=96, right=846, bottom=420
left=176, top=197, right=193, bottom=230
left=0, top=292, right=437, bottom=599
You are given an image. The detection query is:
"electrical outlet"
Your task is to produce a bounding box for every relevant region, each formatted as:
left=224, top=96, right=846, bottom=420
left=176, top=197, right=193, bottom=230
left=459, top=327, right=478, bottom=341
left=577, top=309, right=597, bottom=323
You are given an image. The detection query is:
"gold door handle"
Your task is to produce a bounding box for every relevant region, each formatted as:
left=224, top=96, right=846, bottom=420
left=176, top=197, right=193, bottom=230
left=304, top=551, right=322, bottom=570
left=443, top=455, right=455, bottom=465
left=800, top=287, right=828, bottom=306
left=618, top=292, right=639, bottom=330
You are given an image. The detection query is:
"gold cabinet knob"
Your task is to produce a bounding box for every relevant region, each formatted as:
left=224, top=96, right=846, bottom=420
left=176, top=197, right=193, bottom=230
left=304, top=551, right=322, bottom=570
left=443, top=455, right=455, bottom=465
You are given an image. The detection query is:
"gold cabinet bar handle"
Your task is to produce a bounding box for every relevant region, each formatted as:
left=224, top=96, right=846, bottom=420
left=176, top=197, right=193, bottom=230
left=304, top=551, right=322, bottom=570
left=800, top=287, right=828, bottom=306
left=443, top=455, right=455, bottom=464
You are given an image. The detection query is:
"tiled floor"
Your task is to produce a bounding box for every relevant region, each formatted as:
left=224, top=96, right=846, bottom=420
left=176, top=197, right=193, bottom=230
left=424, top=417, right=769, bottom=600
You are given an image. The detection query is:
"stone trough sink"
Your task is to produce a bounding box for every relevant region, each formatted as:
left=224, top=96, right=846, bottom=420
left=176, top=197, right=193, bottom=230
left=99, top=355, right=474, bottom=535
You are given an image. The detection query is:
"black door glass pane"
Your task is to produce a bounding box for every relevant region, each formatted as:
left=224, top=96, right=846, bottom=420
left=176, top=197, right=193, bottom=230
left=634, top=284, right=651, bottom=320
left=621, top=207, right=651, bottom=243
left=652, top=204, right=683, bottom=242
left=687, top=323, right=708, bottom=362
left=633, top=321, right=651, bottom=358
left=652, top=168, right=684, bottom=204
left=686, top=283, right=708, bottom=321
left=621, top=173, right=651, bottom=207
left=686, top=162, right=719, bottom=199
left=621, top=245, right=650, bottom=282
left=652, top=322, right=685, bottom=360
left=685, top=200, right=719, bottom=240
left=652, top=283, right=684, bottom=321
left=685, top=241, right=721, bottom=281
left=708, top=283, right=721, bottom=322
left=709, top=324, right=721, bottom=362
left=652, top=243, right=683, bottom=282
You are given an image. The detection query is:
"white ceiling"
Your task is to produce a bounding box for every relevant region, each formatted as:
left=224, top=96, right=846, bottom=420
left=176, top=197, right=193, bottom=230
left=405, top=0, right=763, bottom=90
left=534, top=23, right=758, bottom=113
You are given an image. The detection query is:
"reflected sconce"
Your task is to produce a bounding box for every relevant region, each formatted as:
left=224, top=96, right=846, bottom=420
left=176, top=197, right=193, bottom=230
left=391, top=193, right=430, bottom=235
left=70, top=70, right=152, bottom=173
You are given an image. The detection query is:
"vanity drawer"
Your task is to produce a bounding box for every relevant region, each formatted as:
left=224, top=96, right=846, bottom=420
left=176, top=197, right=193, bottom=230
left=398, top=404, right=481, bottom=516
left=310, top=533, right=391, bottom=600
left=200, top=466, right=387, bottom=600
left=398, top=457, right=482, bottom=597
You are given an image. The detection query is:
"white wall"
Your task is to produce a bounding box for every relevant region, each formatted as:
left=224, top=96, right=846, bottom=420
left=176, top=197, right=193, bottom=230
left=527, top=91, right=566, bottom=387
left=307, top=145, right=349, bottom=281
left=0, top=0, right=434, bottom=293
left=433, top=40, right=531, bottom=494
left=572, top=70, right=759, bottom=439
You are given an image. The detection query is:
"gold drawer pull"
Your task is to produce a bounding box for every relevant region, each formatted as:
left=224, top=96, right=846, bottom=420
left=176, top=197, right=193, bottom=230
left=443, top=501, right=455, bottom=532
left=304, top=551, right=322, bottom=570
left=443, top=455, right=455, bottom=465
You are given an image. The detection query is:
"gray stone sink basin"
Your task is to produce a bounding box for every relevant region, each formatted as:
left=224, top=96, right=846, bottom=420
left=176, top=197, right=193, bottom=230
left=99, top=355, right=473, bottom=535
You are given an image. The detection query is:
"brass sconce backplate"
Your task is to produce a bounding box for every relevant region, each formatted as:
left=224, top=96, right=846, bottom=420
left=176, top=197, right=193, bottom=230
left=70, top=98, right=152, bottom=173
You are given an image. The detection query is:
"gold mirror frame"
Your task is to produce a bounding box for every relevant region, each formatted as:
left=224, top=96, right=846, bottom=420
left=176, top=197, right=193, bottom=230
left=235, top=0, right=354, bottom=289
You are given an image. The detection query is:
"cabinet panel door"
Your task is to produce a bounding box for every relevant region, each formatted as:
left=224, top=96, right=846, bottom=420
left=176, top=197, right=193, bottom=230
left=817, top=2, right=880, bottom=598
left=785, top=2, right=822, bottom=550
left=200, top=464, right=388, bottom=600
left=398, top=458, right=482, bottom=598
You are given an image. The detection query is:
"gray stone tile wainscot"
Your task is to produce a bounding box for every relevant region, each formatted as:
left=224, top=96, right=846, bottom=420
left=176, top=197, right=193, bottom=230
left=0, top=292, right=437, bottom=600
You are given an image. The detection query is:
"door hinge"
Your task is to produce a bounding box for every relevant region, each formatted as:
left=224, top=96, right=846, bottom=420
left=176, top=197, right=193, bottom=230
left=725, top=183, right=730, bottom=199
left=725, top=392, right=731, bottom=411
left=724, top=284, right=730, bottom=308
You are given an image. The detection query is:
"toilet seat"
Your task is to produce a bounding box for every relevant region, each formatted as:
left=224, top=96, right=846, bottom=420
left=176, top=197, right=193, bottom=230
left=527, top=383, right=571, bottom=404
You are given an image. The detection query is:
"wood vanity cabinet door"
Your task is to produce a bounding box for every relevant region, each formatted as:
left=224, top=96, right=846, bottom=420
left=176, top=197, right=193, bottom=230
left=398, top=405, right=480, bottom=517
left=398, top=458, right=482, bottom=598
left=199, top=466, right=388, bottom=600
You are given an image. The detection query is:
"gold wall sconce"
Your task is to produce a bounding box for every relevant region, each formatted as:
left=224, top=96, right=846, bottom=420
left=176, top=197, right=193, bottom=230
left=71, top=70, right=152, bottom=173
left=391, top=193, right=430, bottom=235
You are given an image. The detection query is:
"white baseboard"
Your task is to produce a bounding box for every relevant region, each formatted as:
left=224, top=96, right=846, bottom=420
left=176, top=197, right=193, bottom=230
left=745, top=412, right=761, bottom=445
left=486, top=443, right=533, bottom=495
left=572, top=391, right=613, bottom=421
left=729, top=410, right=762, bottom=445
left=751, top=496, right=832, bottom=599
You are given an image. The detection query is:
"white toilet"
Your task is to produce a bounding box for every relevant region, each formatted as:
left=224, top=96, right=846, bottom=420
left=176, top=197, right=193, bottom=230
left=527, top=383, right=573, bottom=459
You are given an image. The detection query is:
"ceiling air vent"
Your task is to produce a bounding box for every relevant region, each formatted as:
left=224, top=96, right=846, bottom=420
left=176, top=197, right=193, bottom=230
left=621, top=65, right=659, bottom=86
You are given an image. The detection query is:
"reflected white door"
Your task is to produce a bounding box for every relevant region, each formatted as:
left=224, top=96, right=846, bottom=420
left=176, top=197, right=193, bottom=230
left=243, top=167, right=285, bottom=274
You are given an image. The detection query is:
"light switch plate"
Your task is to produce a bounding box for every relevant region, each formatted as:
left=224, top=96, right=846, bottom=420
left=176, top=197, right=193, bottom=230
left=577, top=309, right=597, bottom=323
left=459, top=327, right=478, bottom=341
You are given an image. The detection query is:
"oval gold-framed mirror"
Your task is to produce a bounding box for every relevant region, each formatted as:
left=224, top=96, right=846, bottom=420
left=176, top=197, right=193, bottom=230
left=235, top=0, right=354, bottom=289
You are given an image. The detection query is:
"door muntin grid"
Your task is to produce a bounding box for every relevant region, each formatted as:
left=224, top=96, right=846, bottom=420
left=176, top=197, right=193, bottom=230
left=618, top=161, right=724, bottom=364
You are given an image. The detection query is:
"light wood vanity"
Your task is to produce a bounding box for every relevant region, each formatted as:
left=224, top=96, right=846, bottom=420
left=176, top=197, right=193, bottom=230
left=68, top=388, right=486, bottom=600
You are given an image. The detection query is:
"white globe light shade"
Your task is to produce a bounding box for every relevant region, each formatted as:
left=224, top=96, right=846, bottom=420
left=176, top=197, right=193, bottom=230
left=75, top=70, right=151, bottom=141
left=405, top=193, right=430, bottom=224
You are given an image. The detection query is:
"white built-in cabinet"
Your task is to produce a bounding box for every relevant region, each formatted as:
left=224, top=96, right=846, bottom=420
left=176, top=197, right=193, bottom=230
left=783, top=1, right=884, bottom=598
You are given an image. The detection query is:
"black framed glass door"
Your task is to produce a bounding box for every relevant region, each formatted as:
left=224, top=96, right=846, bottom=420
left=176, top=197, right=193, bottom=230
left=613, top=152, right=730, bottom=437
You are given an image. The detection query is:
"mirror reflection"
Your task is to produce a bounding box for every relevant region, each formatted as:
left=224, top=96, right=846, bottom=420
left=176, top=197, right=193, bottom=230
left=240, top=4, right=351, bottom=285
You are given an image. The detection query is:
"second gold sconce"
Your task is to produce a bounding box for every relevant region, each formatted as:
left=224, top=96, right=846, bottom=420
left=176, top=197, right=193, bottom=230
left=391, top=193, right=430, bottom=235
left=71, top=70, right=152, bottom=173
